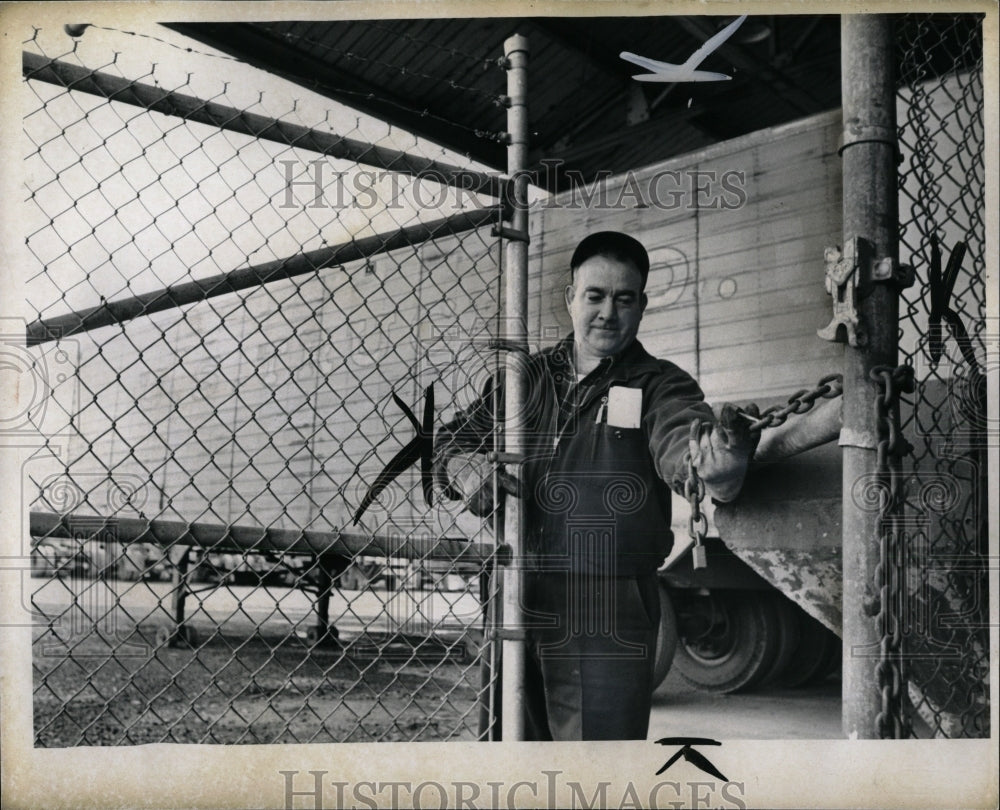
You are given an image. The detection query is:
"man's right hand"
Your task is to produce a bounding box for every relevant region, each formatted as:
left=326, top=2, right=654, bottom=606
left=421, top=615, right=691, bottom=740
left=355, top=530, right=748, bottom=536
left=444, top=454, right=496, bottom=517
left=440, top=453, right=521, bottom=517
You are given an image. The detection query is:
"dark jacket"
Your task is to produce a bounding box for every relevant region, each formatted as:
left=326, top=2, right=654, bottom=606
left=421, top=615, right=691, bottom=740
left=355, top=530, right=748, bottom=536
left=437, top=335, right=714, bottom=576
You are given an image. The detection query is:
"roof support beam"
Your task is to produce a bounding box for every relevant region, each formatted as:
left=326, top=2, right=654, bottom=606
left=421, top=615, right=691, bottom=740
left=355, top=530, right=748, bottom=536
left=672, top=16, right=824, bottom=116
left=527, top=18, right=634, bottom=80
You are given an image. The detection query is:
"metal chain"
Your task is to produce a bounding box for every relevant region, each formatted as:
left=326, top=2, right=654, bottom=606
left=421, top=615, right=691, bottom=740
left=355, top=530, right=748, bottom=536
left=685, top=420, right=710, bottom=568
left=684, top=373, right=845, bottom=568
left=744, top=373, right=844, bottom=431
left=872, top=364, right=915, bottom=739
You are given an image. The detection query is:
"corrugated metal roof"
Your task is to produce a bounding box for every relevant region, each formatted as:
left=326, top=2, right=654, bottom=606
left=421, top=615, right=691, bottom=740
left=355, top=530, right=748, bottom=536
left=168, top=15, right=843, bottom=190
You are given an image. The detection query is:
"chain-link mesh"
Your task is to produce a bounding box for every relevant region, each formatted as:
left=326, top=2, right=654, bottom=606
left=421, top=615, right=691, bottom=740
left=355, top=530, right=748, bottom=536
left=23, top=23, right=512, bottom=745
left=895, top=12, right=989, bottom=738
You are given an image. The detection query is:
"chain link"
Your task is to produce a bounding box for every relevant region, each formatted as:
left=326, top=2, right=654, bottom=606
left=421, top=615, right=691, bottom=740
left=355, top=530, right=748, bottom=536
left=896, top=12, right=988, bottom=740
left=684, top=373, right=845, bottom=565
left=24, top=26, right=504, bottom=746
left=744, top=373, right=844, bottom=431
left=684, top=421, right=710, bottom=567
left=871, top=364, right=915, bottom=739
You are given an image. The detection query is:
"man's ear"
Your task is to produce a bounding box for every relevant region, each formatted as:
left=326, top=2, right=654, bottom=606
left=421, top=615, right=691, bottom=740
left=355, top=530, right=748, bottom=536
left=640, top=292, right=648, bottom=314
left=564, top=283, right=575, bottom=312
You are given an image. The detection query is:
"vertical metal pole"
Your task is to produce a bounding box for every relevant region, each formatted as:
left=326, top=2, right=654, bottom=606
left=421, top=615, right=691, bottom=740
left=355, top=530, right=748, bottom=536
left=840, top=15, right=899, bottom=739
left=167, top=545, right=192, bottom=646
left=314, top=555, right=333, bottom=642
left=171, top=546, right=190, bottom=628
left=501, top=33, right=529, bottom=742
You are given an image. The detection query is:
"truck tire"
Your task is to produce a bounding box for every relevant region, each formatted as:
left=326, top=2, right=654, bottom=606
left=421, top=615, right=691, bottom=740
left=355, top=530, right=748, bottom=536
left=759, top=593, right=802, bottom=687
left=651, top=581, right=678, bottom=691
left=817, top=629, right=842, bottom=681
left=672, top=590, right=781, bottom=694
left=774, top=612, right=836, bottom=688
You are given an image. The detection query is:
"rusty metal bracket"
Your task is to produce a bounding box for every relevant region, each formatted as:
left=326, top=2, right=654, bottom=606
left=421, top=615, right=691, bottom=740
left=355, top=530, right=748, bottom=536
left=872, top=257, right=915, bottom=289
left=817, top=237, right=870, bottom=347
left=819, top=237, right=913, bottom=348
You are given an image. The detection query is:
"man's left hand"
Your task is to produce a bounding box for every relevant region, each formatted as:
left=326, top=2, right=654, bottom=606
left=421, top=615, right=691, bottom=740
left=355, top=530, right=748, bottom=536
left=691, top=403, right=761, bottom=502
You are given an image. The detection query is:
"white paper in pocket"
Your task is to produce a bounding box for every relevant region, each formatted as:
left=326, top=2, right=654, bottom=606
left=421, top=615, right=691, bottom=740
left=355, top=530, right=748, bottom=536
left=606, top=386, right=642, bottom=428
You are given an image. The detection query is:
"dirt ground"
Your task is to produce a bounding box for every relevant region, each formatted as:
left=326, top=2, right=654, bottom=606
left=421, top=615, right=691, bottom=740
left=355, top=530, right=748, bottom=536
left=30, top=574, right=486, bottom=746
left=650, top=667, right=841, bottom=740
left=30, top=575, right=841, bottom=747
left=33, top=622, right=485, bottom=746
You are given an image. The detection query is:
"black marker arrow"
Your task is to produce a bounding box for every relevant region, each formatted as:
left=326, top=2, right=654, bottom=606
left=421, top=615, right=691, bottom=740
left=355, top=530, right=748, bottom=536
left=654, top=737, right=727, bottom=781
left=353, top=385, right=436, bottom=525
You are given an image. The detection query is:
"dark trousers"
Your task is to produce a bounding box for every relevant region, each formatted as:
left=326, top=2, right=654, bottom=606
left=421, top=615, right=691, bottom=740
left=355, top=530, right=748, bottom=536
left=522, top=571, right=661, bottom=741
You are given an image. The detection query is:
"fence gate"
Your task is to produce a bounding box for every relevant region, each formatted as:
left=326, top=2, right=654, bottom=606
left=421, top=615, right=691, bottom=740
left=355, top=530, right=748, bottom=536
left=24, top=22, right=514, bottom=745
left=894, top=12, right=989, bottom=738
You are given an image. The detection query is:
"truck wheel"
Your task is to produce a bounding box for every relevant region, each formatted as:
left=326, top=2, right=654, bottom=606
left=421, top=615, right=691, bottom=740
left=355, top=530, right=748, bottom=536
left=673, top=590, right=780, bottom=694
left=775, top=612, right=834, bottom=688
left=817, top=629, right=842, bottom=681
left=651, top=581, right=678, bottom=691
left=759, top=593, right=802, bottom=687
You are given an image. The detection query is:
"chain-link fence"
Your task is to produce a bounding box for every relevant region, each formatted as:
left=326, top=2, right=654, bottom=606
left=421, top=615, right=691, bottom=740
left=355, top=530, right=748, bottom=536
left=23, top=23, right=513, bottom=745
left=20, top=13, right=992, bottom=748
left=894, top=12, right=989, bottom=738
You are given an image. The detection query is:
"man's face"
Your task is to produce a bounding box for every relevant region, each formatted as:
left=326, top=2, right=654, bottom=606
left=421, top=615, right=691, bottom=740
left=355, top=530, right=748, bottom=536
left=565, top=255, right=647, bottom=362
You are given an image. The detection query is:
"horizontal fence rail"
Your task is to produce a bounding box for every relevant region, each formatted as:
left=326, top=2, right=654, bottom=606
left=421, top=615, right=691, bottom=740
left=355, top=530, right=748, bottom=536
left=23, top=52, right=506, bottom=199
left=26, top=206, right=502, bottom=344
left=31, top=511, right=487, bottom=562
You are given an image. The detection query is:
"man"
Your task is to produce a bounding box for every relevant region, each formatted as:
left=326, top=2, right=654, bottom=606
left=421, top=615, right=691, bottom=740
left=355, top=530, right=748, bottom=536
left=435, top=231, right=757, bottom=740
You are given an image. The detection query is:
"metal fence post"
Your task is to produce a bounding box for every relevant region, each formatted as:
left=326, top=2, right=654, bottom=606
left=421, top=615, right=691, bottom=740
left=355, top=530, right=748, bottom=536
left=839, top=14, right=900, bottom=739
left=501, top=32, right=529, bottom=742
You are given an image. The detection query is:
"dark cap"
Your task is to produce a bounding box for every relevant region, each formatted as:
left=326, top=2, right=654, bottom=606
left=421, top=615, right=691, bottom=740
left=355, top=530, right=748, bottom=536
left=570, top=231, right=650, bottom=287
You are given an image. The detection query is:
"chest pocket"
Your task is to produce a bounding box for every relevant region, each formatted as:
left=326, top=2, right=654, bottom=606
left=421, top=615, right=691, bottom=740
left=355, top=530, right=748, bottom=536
left=591, top=422, right=648, bottom=466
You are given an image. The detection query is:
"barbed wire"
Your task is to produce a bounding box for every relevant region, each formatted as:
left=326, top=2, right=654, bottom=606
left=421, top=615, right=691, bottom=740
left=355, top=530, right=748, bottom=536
left=47, top=23, right=510, bottom=150
left=85, top=24, right=245, bottom=62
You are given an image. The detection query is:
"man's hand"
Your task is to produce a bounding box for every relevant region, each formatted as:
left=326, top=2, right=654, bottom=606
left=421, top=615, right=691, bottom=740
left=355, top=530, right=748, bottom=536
left=439, top=453, right=495, bottom=517
left=691, top=404, right=761, bottom=502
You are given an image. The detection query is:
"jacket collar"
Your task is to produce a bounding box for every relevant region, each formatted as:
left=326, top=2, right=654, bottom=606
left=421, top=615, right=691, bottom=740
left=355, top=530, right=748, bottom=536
left=547, top=333, right=662, bottom=384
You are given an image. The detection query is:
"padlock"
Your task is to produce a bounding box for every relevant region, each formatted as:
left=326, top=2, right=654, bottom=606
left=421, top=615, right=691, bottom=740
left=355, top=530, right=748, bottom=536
left=692, top=543, right=708, bottom=570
